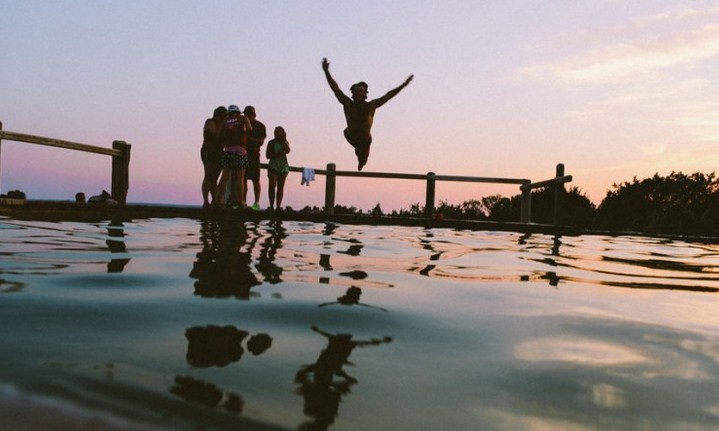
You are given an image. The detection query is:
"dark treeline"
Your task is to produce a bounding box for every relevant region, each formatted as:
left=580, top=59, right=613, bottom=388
left=297, top=171, right=719, bottom=237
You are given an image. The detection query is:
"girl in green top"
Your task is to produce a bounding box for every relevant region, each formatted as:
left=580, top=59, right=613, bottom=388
left=266, top=126, right=291, bottom=211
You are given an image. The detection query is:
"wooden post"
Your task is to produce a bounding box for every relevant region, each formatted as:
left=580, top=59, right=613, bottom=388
left=0, top=120, right=3, bottom=195
left=324, top=163, right=336, bottom=215
left=553, top=163, right=565, bottom=225
left=424, top=172, right=436, bottom=218
left=520, top=181, right=531, bottom=223
left=111, top=140, right=131, bottom=204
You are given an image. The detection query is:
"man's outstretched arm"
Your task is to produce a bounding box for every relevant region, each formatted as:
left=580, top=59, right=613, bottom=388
left=322, top=58, right=350, bottom=104
left=374, top=74, right=414, bottom=108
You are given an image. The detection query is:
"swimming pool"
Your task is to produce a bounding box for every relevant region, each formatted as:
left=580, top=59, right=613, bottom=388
left=1, top=217, right=719, bottom=430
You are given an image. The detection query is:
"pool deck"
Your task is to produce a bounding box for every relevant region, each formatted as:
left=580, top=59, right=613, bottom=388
left=0, top=200, right=585, bottom=236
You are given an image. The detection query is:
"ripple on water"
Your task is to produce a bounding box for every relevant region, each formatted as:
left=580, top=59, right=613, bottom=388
left=2, top=218, right=719, bottom=431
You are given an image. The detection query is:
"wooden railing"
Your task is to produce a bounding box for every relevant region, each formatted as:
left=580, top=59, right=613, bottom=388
left=0, top=120, right=571, bottom=224
left=263, top=162, right=573, bottom=225
left=520, top=163, right=573, bottom=224
left=0, top=121, right=131, bottom=203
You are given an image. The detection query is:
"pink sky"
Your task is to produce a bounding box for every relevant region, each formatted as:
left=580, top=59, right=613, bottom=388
left=2, top=1, right=719, bottom=211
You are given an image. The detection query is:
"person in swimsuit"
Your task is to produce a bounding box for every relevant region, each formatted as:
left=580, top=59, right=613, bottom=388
left=201, top=106, right=227, bottom=208
left=321, top=57, right=413, bottom=170
left=216, top=105, right=252, bottom=209
left=266, top=126, right=291, bottom=211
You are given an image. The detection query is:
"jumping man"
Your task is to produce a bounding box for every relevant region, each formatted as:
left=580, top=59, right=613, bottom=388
left=321, top=58, right=413, bottom=170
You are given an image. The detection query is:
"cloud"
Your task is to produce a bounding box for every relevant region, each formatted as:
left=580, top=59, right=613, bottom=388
left=670, top=102, right=719, bottom=142
left=563, top=78, right=710, bottom=118
left=518, top=4, right=719, bottom=146
left=522, top=24, right=719, bottom=84
left=520, top=4, right=719, bottom=84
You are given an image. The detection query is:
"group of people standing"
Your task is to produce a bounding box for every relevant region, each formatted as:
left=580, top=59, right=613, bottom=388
left=200, top=58, right=414, bottom=211
left=201, top=105, right=290, bottom=211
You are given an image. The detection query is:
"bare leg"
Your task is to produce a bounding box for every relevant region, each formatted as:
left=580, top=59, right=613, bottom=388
left=355, top=145, right=370, bottom=171
left=245, top=179, right=261, bottom=207
left=268, top=173, right=277, bottom=209
left=202, top=164, right=221, bottom=206
left=237, top=169, right=246, bottom=208
left=253, top=179, right=261, bottom=206
left=216, top=168, right=231, bottom=208
left=276, top=174, right=287, bottom=209
left=344, top=130, right=371, bottom=171
left=228, top=173, right=237, bottom=206
left=243, top=179, right=248, bottom=205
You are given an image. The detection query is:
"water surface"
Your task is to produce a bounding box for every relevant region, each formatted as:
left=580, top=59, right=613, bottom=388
left=1, top=217, right=719, bottom=430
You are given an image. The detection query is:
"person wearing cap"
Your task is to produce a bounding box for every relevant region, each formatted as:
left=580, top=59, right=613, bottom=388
left=242, top=106, right=267, bottom=211
left=321, top=57, right=413, bottom=170
left=216, top=104, right=252, bottom=209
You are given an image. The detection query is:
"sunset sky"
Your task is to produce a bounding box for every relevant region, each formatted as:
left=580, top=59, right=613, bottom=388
left=2, top=0, right=719, bottom=211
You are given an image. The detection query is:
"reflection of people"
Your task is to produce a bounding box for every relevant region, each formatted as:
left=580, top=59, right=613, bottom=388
left=185, top=325, right=249, bottom=368
left=216, top=105, right=252, bottom=210
left=318, top=286, right=388, bottom=312
left=243, top=106, right=267, bottom=211
left=201, top=106, right=227, bottom=208
left=255, top=220, right=286, bottom=284
left=170, top=375, right=243, bottom=413
left=189, top=221, right=261, bottom=299
left=337, top=238, right=363, bottom=256
left=295, top=326, right=392, bottom=430
left=322, top=57, right=413, bottom=170
left=185, top=325, right=272, bottom=366
left=266, top=126, right=290, bottom=211
left=247, top=333, right=273, bottom=355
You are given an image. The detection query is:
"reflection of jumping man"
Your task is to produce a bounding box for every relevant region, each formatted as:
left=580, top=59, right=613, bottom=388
left=295, top=326, right=392, bottom=430
left=318, top=287, right=388, bottom=312
left=322, top=57, right=413, bottom=171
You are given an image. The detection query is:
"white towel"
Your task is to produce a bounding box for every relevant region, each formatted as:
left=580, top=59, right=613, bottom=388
left=301, top=167, right=316, bottom=186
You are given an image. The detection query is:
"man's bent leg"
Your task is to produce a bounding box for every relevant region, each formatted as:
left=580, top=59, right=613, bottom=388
left=355, top=144, right=370, bottom=171
left=344, top=130, right=372, bottom=170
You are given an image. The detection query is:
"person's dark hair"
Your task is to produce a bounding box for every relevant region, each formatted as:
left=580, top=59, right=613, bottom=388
left=350, top=81, right=368, bottom=93
left=213, top=106, right=227, bottom=119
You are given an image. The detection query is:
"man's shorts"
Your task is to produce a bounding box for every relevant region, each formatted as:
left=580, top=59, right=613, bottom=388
left=221, top=152, right=249, bottom=170
left=245, top=155, right=260, bottom=181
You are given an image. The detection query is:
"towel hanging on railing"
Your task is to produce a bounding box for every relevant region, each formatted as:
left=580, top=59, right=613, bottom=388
left=301, top=167, right=315, bottom=186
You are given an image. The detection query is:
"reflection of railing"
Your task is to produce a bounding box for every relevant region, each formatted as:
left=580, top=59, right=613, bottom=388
left=262, top=162, right=572, bottom=224
left=0, top=121, right=131, bottom=203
